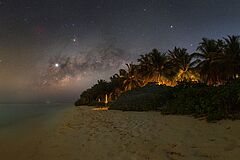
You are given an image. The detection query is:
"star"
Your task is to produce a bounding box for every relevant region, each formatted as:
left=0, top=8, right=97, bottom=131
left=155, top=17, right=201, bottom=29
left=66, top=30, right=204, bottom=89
left=143, top=8, right=147, bottom=12
left=55, top=63, right=59, bottom=67
left=190, top=43, right=193, bottom=47
left=170, top=25, right=174, bottom=29
left=73, top=38, right=76, bottom=42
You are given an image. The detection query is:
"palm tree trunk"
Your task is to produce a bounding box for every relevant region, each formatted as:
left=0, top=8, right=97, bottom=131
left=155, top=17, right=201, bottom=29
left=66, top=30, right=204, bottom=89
left=156, top=74, right=159, bottom=84
left=157, top=74, right=162, bottom=85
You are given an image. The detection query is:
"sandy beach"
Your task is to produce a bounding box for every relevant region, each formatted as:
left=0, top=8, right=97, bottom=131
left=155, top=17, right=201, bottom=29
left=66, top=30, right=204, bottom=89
left=1, top=106, right=240, bottom=160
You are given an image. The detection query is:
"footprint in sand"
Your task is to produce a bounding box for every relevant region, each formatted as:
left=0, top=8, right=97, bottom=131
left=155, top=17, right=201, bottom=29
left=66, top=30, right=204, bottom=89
left=165, top=150, right=185, bottom=159
left=168, top=143, right=177, bottom=148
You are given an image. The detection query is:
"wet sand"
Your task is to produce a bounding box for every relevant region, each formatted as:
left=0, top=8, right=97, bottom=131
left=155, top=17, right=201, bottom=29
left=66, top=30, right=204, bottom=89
left=1, top=106, right=240, bottom=160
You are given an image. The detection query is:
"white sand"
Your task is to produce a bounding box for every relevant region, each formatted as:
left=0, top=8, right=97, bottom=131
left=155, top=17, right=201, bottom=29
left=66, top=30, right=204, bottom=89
left=33, top=106, right=240, bottom=160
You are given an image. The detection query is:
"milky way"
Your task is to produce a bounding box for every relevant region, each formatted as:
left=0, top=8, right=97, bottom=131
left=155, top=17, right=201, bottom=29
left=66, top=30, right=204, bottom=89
left=1, top=0, right=240, bottom=102
left=40, top=43, right=129, bottom=87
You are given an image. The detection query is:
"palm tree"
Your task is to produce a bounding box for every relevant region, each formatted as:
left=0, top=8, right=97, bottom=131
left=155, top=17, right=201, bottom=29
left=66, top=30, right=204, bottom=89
left=193, top=38, right=224, bottom=84
left=119, top=64, right=143, bottom=91
left=168, top=47, right=199, bottom=82
left=108, top=73, right=124, bottom=100
left=92, top=80, right=110, bottom=102
left=138, top=49, right=173, bottom=85
left=222, top=35, right=240, bottom=81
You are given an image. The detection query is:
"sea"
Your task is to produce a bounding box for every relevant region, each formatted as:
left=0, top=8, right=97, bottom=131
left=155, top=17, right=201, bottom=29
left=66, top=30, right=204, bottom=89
left=0, top=103, right=72, bottom=158
left=0, top=103, right=69, bottom=129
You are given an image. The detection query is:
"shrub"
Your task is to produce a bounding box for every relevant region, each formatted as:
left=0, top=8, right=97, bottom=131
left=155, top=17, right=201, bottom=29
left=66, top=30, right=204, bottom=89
left=162, top=81, right=240, bottom=121
left=109, top=83, right=174, bottom=111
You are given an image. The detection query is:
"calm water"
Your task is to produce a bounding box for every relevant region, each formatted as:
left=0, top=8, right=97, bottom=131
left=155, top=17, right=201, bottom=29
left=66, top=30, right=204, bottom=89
left=0, top=104, right=72, bottom=159
left=0, top=104, right=70, bottom=128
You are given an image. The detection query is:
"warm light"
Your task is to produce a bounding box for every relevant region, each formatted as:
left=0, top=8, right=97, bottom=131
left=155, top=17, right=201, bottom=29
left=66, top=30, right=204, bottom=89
left=105, top=94, right=108, bottom=104
left=92, top=107, right=109, bottom=111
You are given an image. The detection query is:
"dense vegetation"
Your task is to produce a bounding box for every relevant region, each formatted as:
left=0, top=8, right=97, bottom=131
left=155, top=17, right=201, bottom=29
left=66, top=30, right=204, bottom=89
left=109, top=81, right=240, bottom=121
left=75, top=35, right=240, bottom=121
left=163, top=81, right=240, bottom=121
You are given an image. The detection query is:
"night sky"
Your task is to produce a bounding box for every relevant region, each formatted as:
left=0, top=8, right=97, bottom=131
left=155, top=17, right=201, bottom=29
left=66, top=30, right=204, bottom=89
left=0, top=0, right=240, bottom=102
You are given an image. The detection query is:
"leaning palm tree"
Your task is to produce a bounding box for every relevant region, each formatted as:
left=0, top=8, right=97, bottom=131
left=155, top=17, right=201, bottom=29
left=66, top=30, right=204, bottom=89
left=168, top=47, right=199, bottom=82
left=193, top=38, right=224, bottom=84
left=138, top=49, right=174, bottom=85
left=119, top=64, right=143, bottom=91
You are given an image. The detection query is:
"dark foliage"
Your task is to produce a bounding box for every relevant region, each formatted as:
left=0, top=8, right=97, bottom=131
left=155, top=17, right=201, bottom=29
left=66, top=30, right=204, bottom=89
left=109, top=83, right=174, bottom=111
left=74, top=79, right=113, bottom=106
left=169, top=82, right=239, bottom=121
left=110, top=81, right=240, bottom=121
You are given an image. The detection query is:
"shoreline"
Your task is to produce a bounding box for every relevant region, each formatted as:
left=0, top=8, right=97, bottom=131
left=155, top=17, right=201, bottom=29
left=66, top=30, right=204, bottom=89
left=33, top=106, right=240, bottom=160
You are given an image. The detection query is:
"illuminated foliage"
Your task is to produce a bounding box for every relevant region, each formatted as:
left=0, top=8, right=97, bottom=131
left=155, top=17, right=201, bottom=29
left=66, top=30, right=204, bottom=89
left=75, top=35, right=240, bottom=107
